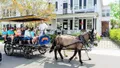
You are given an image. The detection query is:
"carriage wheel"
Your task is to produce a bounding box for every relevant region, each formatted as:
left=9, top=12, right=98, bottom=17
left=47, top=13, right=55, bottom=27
left=23, top=47, right=33, bottom=59
left=0, top=52, right=2, bottom=61
left=38, top=47, right=47, bottom=54
left=4, top=43, right=14, bottom=56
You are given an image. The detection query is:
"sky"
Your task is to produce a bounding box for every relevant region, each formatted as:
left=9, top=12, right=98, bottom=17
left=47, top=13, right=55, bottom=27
left=103, top=0, right=115, bottom=5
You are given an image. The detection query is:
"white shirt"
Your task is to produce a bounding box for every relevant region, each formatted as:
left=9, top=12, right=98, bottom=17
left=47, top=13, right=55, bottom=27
left=39, top=23, right=48, bottom=31
left=24, top=30, right=31, bottom=37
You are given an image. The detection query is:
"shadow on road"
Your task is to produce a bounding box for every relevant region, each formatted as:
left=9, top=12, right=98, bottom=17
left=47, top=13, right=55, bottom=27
left=0, top=53, right=46, bottom=68
left=43, top=59, right=95, bottom=68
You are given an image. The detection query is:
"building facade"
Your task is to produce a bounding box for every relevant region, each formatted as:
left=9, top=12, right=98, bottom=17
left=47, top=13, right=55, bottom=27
left=0, top=0, right=111, bottom=36
left=101, top=5, right=111, bottom=34
left=49, top=0, right=104, bottom=35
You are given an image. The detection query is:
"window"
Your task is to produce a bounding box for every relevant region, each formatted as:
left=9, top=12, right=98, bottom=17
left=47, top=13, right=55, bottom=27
left=102, top=13, right=105, bottom=17
left=55, top=2, right=58, bottom=11
left=3, top=9, right=5, bottom=17
left=70, top=0, right=73, bottom=9
left=13, top=10, right=16, bottom=16
left=87, top=19, right=92, bottom=30
left=87, top=0, right=93, bottom=9
left=94, top=0, right=97, bottom=5
left=79, top=0, right=82, bottom=9
left=6, top=9, right=9, bottom=17
left=63, top=3, right=68, bottom=14
left=74, top=0, right=79, bottom=10
left=63, top=3, right=68, bottom=9
left=102, top=9, right=110, bottom=17
left=84, top=0, right=86, bottom=8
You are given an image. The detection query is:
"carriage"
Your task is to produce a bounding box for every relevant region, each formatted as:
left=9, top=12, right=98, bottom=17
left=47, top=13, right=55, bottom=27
left=0, top=15, right=51, bottom=59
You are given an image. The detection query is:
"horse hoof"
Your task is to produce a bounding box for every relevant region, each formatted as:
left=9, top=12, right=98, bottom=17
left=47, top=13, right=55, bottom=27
left=55, top=58, right=58, bottom=61
left=89, top=58, right=91, bottom=60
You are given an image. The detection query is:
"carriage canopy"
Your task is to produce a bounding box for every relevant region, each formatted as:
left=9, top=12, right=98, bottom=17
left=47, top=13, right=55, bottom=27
left=0, top=15, right=47, bottom=22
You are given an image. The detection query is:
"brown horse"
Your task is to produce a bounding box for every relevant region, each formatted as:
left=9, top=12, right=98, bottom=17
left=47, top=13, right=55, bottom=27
left=49, top=29, right=95, bottom=65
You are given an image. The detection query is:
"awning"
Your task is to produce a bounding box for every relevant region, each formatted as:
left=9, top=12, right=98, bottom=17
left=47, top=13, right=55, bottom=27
left=0, top=15, right=46, bottom=22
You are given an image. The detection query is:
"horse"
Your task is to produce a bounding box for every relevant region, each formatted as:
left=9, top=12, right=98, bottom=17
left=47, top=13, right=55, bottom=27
left=49, top=29, right=95, bottom=65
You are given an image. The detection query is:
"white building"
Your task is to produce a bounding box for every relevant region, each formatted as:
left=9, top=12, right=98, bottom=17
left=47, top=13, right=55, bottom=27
left=0, top=0, right=111, bottom=36
left=49, top=0, right=111, bottom=35
left=101, top=5, right=111, bottom=34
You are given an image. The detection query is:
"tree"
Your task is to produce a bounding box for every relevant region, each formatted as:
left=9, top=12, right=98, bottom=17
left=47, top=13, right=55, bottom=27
left=0, top=0, right=56, bottom=27
left=109, top=1, right=120, bottom=29
left=110, top=2, right=120, bottom=20
left=15, top=0, right=56, bottom=27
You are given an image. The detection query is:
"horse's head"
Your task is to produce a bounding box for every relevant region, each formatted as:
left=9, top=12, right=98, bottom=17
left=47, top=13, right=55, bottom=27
left=88, top=28, right=96, bottom=44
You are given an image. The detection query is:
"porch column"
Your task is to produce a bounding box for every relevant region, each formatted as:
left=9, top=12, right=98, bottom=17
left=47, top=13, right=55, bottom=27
left=68, top=19, right=70, bottom=34
left=55, top=18, right=58, bottom=30
left=82, top=19, right=83, bottom=29
left=73, top=17, right=75, bottom=30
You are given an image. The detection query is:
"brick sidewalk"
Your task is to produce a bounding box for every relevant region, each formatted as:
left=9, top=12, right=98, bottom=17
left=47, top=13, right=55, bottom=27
left=96, top=37, right=120, bottom=49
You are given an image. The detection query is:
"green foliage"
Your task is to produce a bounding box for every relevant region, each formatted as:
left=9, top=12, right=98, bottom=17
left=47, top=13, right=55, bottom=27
left=110, top=29, right=120, bottom=42
left=71, top=32, right=81, bottom=36
left=110, top=19, right=117, bottom=29
left=46, top=34, right=56, bottom=43
left=110, top=2, right=120, bottom=20
left=96, top=34, right=101, bottom=41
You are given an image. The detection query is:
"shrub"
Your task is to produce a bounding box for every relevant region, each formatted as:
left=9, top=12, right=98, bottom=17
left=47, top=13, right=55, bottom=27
left=110, top=29, right=120, bottom=42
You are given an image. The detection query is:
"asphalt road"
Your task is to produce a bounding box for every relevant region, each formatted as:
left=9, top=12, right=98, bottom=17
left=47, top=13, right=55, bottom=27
left=0, top=44, right=120, bottom=68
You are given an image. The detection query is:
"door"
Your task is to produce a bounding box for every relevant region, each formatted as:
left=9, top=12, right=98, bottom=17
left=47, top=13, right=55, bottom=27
left=70, top=20, right=73, bottom=30
left=63, top=20, right=68, bottom=30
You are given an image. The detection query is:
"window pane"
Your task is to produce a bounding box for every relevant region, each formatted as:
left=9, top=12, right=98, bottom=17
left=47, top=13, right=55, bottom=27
left=106, top=13, right=110, bottom=16
left=87, top=19, right=92, bottom=30
left=102, top=13, right=106, bottom=17
left=87, top=0, right=93, bottom=8
left=79, top=0, right=82, bottom=9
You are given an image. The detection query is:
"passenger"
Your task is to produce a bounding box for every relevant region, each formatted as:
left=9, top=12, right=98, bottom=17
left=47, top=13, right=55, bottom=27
left=7, top=27, right=14, bottom=43
left=15, top=28, right=22, bottom=44
left=21, top=27, right=25, bottom=37
left=30, top=28, right=38, bottom=44
left=24, top=27, right=32, bottom=44
left=2, top=28, right=7, bottom=41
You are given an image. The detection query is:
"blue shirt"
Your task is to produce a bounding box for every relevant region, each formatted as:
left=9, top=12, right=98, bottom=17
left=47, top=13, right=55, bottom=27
left=7, top=30, right=14, bottom=35
left=30, top=31, right=35, bottom=38
left=2, top=31, right=7, bottom=35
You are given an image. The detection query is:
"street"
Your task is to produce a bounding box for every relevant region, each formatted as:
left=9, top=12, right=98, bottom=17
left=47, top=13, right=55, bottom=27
left=0, top=43, right=120, bottom=68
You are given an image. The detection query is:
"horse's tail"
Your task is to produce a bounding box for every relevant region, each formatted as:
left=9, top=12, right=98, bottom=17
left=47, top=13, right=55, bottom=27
left=49, top=38, right=56, bottom=53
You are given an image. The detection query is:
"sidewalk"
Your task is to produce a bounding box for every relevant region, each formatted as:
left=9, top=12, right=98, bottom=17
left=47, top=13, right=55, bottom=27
left=89, top=48, right=120, bottom=57
left=96, top=37, right=120, bottom=49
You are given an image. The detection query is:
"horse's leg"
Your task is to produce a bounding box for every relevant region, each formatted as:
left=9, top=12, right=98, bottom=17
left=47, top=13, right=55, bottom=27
left=54, top=48, right=58, bottom=60
left=85, top=44, right=91, bottom=60
left=69, top=49, right=77, bottom=62
left=78, top=50, right=83, bottom=65
left=63, top=50, right=68, bottom=57
left=58, top=47, right=64, bottom=61
left=85, top=50, right=91, bottom=60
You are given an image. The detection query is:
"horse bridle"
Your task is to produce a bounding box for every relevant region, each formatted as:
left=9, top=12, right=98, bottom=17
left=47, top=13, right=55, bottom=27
left=88, top=32, right=95, bottom=43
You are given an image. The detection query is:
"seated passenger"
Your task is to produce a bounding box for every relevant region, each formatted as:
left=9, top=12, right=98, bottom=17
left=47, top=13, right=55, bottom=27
left=2, top=28, right=7, bottom=41
left=30, top=28, right=38, bottom=44
left=15, top=28, right=22, bottom=44
left=7, top=27, right=14, bottom=43
left=24, top=27, right=32, bottom=44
